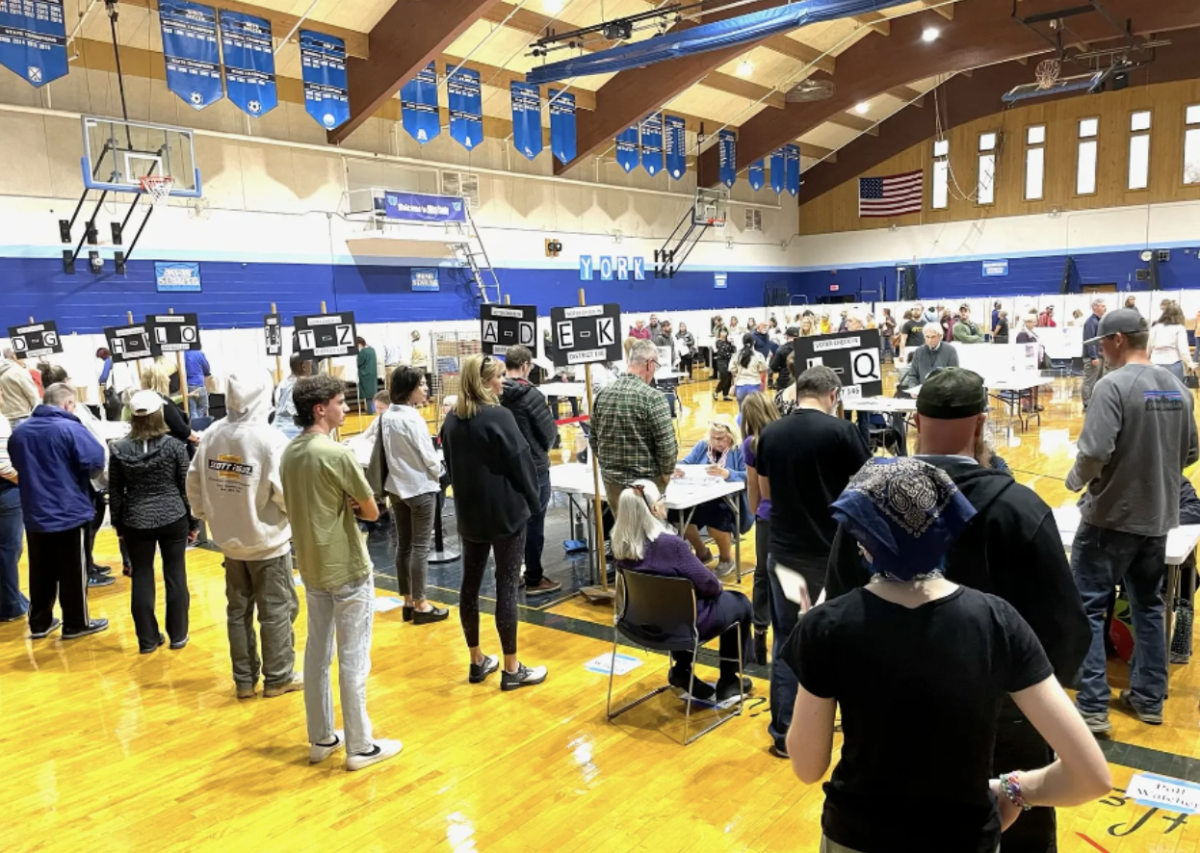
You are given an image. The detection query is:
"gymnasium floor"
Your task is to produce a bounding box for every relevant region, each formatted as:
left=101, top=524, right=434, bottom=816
left=4, top=371, right=1200, bottom=853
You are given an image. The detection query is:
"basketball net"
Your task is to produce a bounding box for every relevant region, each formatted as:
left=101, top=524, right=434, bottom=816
left=1035, top=59, right=1061, bottom=91
left=139, top=175, right=175, bottom=209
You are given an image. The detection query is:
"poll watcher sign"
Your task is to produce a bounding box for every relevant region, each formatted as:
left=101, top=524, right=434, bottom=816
left=294, top=312, right=358, bottom=358
left=481, top=305, right=537, bottom=357
left=7, top=321, right=63, bottom=359
left=549, top=303, right=621, bottom=367
left=104, top=323, right=154, bottom=363
left=794, top=330, right=882, bottom=402
left=148, top=313, right=202, bottom=355
left=264, top=314, right=282, bottom=356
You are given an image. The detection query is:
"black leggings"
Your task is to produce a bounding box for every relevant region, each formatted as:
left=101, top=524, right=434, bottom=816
left=670, top=590, right=753, bottom=681
left=714, top=365, right=732, bottom=397
left=126, top=515, right=190, bottom=650
left=460, top=531, right=525, bottom=656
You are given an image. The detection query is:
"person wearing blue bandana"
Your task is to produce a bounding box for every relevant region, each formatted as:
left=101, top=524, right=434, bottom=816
left=782, top=457, right=1111, bottom=853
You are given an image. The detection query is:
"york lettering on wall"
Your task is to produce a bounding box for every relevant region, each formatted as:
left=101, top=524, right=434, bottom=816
left=578, top=255, right=646, bottom=281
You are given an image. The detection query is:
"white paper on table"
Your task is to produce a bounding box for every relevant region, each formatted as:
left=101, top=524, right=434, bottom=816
left=675, top=464, right=721, bottom=484
left=373, top=596, right=404, bottom=613
left=584, top=652, right=643, bottom=676
left=904, top=385, right=921, bottom=397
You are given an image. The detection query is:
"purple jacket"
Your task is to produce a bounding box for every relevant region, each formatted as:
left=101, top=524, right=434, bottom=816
left=617, top=532, right=724, bottom=637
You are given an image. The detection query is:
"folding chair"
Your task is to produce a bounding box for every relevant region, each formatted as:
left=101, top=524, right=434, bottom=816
left=606, top=569, right=745, bottom=745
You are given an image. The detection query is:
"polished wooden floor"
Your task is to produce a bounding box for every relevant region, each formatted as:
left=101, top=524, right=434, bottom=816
left=4, top=369, right=1200, bottom=853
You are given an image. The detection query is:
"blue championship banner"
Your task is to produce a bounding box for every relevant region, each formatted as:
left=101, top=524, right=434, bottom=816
left=218, top=10, right=276, bottom=117
left=381, top=192, right=467, bottom=224
left=615, top=125, right=638, bottom=173
left=447, top=65, right=482, bottom=150
left=0, top=0, right=67, bottom=88
left=155, top=262, right=202, bottom=293
left=748, top=159, right=765, bottom=191
left=718, top=129, right=736, bottom=188
left=411, top=268, right=440, bottom=292
left=664, top=115, right=686, bottom=180
left=159, top=0, right=223, bottom=109
left=510, top=81, right=542, bottom=160
left=640, top=112, right=663, bottom=177
left=549, top=89, right=576, bottom=164
left=785, top=143, right=801, bottom=196
left=400, top=61, right=439, bottom=144
left=769, top=147, right=785, bottom=195
left=299, top=30, right=349, bottom=130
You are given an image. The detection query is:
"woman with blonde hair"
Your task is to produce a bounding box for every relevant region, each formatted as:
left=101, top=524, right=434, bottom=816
left=441, top=354, right=546, bottom=691
left=613, top=479, right=753, bottom=707
left=671, top=415, right=752, bottom=577
left=798, top=317, right=815, bottom=337
left=141, top=362, right=197, bottom=447
left=739, top=392, right=779, bottom=664
left=1149, top=301, right=1191, bottom=382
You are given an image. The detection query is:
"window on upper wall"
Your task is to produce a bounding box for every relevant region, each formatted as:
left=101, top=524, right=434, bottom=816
left=932, top=138, right=949, bottom=209
left=1025, top=124, right=1046, bottom=200
left=977, top=132, right=997, bottom=205
left=1077, top=117, right=1099, bottom=196
left=1185, top=105, right=1200, bottom=185
left=1128, top=110, right=1151, bottom=190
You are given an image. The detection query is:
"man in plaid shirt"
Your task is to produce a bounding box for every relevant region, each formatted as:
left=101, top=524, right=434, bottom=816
left=590, top=339, right=678, bottom=507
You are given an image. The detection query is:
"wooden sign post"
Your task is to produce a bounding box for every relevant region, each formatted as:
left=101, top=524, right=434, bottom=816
left=578, top=288, right=613, bottom=603
left=127, top=310, right=143, bottom=382
left=270, top=302, right=282, bottom=384
left=169, top=307, right=190, bottom=417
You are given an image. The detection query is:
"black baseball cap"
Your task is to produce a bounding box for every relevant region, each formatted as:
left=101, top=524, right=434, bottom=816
left=1083, top=308, right=1147, bottom=344
left=917, top=368, right=987, bottom=420
left=786, top=326, right=800, bottom=337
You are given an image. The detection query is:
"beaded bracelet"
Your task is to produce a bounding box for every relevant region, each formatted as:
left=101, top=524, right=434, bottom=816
left=999, top=771, right=1033, bottom=812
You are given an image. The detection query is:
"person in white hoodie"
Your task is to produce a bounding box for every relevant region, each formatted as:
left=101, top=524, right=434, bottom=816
left=187, top=370, right=302, bottom=700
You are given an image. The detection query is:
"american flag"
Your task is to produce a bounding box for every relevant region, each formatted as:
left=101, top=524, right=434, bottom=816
left=858, top=170, right=923, bottom=218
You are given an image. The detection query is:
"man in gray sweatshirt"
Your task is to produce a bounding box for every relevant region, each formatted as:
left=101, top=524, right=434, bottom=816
left=892, top=323, right=960, bottom=455
left=1067, top=309, right=1199, bottom=733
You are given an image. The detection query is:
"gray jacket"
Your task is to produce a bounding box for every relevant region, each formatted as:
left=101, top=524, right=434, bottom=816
left=1067, top=363, right=1199, bottom=535
left=900, top=344, right=960, bottom=390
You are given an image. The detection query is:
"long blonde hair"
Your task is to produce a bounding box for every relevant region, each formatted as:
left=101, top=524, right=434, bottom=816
left=455, top=354, right=502, bottom=419
left=740, top=392, right=780, bottom=453
left=611, top=480, right=669, bottom=562
left=141, top=362, right=171, bottom=395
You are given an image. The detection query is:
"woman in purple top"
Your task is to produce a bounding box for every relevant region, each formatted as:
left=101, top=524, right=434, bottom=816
left=613, top=480, right=754, bottom=708
left=740, top=391, right=779, bottom=664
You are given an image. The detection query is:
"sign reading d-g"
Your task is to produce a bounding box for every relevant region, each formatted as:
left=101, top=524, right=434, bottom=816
left=480, top=304, right=537, bottom=357
left=7, top=321, right=62, bottom=359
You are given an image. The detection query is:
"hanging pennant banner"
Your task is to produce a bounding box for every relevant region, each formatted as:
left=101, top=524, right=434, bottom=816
left=400, top=61, right=440, bottom=144
left=299, top=30, right=349, bottom=130
left=718, top=129, right=737, bottom=188
left=447, top=65, right=483, bottom=150
left=640, top=112, right=663, bottom=177
left=159, top=0, right=223, bottom=110
left=615, top=126, right=638, bottom=173
left=0, top=0, right=68, bottom=88
left=748, top=159, right=765, bottom=191
left=664, top=115, right=686, bottom=181
left=549, top=89, right=576, bottom=164
left=785, top=143, right=801, bottom=196
left=219, top=10, right=277, bottom=118
left=510, top=81, right=543, bottom=161
left=770, top=147, right=785, bottom=195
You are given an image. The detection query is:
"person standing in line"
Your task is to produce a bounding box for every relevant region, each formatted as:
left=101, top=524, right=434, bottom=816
left=769, top=327, right=799, bottom=391
left=381, top=337, right=404, bottom=384
left=408, top=330, right=430, bottom=390
left=1068, top=309, right=1198, bottom=733
left=788, top=457, right=1111, bottom=853
left=442, top=355, right=547, bottom=690
left=183, top=347, right=212, bottom=418
left=991, top=300, right=1002, bottom=332
left=1081, top=298, right=1107, bottom=408
left=0, top=384, right=28, bottom=622
left=880, top=310, right=896, bottom=363
left=1038, top=305, right=1057, bottom=328
left=676, top=323, right=696, bottom=380
left=142, top=363, right=199, bottom=449
left=826, top=369, right=1091, bottom=852
left=0, top=349, right=39, bottom=428
left=628, top=319, right=652, bottom=341
left=109, top=391, right=199, bottom=653
left=740, top=391, right=779, bottom=665
left=187, top=371, right=303, bottom=697
left=648, top=314, right=661, bottom=339
left=355, top=337, right=378, bottom=414
left=754, top=366, right=870, bottom=758
left=273, top=354, right=312, bottom=441
left=280, top=374, right=400, bottom=770
left=8, top=383, right=109, bottom=640
left=380, top=367, right=450, bottom=623
left=499, top=346, right=562, bottom=597
left=992, top=310, right=1010, bottom=344
left=953, top=305, right=984, bottom=343
left=1148, top=301, right=1191, bottom=383
left=1124, top=295, right=1139, bottom=313
left=732, top=334, right=769, bottom=409
left=898, top=309, right=924, bottom=362
left=711, top=328, right=735, bottom=403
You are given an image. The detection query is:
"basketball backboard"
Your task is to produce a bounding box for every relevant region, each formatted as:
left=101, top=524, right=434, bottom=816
left=80, top=115, right=201, bottom=198
left=693, top=186, right=728, bottom=226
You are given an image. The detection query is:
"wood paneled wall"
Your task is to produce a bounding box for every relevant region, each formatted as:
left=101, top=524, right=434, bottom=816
left=799, top=77, right=1200, bottom=235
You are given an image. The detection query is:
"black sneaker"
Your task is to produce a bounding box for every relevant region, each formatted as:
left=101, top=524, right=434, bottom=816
left=62, top=618, right=109, bottom=640
left=412, top=606, right=450, bottom=625
left=87, top=574, right=115, bottom=588
left=770, top=742, right=789, bottom=759
left=29, top=618, right=62, bottom=639
left=501, top=663, right=548, bottom=691
left=89, top=564, right=112, bottom=577
left=667, top=667, right=716, bottom=703
left=715, top=676, right=754, bottom=709
left=170, top=635, right=190, bottom=650
left=469, top=654, right=499, bottom=684
left=140, top=634, right=166, bottom=654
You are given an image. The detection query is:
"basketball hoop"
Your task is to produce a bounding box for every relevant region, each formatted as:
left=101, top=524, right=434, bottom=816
left=1035, top=59, right=1062, bottom=90
left=139, top=175, right=175, bottom=208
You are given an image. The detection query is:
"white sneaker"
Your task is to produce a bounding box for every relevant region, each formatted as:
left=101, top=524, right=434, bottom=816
left=715, top=560, right=736, bottom=578
left=309, top=729, right=345, bottom=764
left=346, top=739, right=403, bottom=771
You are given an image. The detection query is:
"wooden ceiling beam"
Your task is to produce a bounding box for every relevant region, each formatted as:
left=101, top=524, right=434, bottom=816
left=827, top=112, right=880, bottom=136
left=884, top=85, right=925, bottom=106
left=799, top=141, right=836, bottom=163
left=759, top=35, right=837, bottom=74
left=854, top=14, right=891, bottom=36
left=920, top=1, right=955, bottom=21
left=701, top=71, right=785, bottom=108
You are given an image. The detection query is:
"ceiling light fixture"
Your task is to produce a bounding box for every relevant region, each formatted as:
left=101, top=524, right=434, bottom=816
left=543, top=0, right=564, bottom=13
left=922, top=27, right=940, bottom=43
left=855, top=101, right=870, bottom=114
left=736, top=59, right=754, bottom=78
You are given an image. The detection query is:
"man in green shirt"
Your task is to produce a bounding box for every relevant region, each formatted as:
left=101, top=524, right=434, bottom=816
left=280, top=374, right=400, bottom=771
left=356, top=337, right=378, bottom=413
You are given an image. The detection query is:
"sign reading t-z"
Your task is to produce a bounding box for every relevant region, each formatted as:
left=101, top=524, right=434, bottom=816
left=578, top=255, right=646, bottom=281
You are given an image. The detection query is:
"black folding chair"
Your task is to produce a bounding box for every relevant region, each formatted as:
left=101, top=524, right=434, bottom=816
left=606, top=569, right=744, bottom=745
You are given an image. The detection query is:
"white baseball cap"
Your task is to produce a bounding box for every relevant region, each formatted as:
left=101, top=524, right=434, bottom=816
left=129, top=389, right=164, bottom=416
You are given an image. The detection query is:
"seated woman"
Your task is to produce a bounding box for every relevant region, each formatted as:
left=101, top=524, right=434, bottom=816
left=613, top=480, right=753, bottom=708
left=672, top=417, right=752, bottom=578
left=785, top=457, right=1110, bottom=853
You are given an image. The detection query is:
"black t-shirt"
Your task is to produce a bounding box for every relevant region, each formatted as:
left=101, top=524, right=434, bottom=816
left=900, top=319, right=924, bottom=347
left=756, top=409, right=869, bottom=582
left=787, top=586, right=1053, bottom=853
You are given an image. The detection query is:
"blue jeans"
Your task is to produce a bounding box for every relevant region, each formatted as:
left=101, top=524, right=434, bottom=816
left=524, top=468, right=552, bottom=585
left=735, top=384, right=759, bottom=408
left=767, top=554, right=822, bottom=748
left=188, top=385, right=209, bottom=418
left=0, top=487, right=28, bottom=620
left=1072, top=522, right=1168, bottom=714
